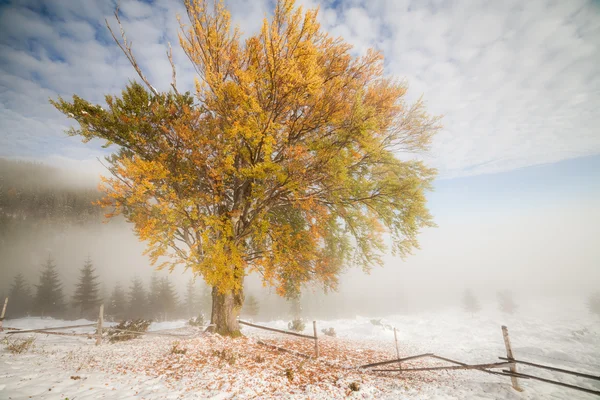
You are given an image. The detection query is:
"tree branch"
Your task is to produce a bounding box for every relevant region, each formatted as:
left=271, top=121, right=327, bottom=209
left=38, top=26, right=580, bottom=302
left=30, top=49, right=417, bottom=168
left=105, top=5, right=159, bottom=96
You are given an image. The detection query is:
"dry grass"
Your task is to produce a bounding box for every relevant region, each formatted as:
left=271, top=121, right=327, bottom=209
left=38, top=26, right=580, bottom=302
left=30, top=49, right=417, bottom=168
left=5, top=336, right=36, bottom=354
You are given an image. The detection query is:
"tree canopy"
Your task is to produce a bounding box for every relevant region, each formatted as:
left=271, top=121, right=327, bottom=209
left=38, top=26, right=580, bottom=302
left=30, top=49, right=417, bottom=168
left=51, top=0, right=440, bottom=334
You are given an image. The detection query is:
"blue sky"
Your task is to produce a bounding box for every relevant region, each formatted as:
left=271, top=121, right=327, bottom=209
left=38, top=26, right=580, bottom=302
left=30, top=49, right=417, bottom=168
left=429, top=154, right=600, bottom=216
left=0, top=0, right=599, bottom=178
left=0, top=0, right=599, bottom=297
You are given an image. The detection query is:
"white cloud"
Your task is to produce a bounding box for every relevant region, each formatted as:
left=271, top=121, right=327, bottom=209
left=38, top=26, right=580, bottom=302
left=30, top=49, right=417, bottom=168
left=0, top=0, right=598, bottom=178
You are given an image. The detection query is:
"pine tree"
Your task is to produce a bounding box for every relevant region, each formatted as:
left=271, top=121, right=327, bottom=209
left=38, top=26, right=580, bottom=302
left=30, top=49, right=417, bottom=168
left=72, top=256, right=101, bottom=319
left=8, top=273, right=32, bottom=318
left=107, top=283, right=127, bottom=321
left=33, top=256, right=65, bottom=318
left=184, top=278, right=197, bottom=318
left=462, top=289, right=481, bottom=315
left=197, top=283, right=212, bottom=316
left=497, top=290, right=517, bottom=315
left=243, top=294, right=260, bottom=318
left=148, top=274, right=161, bottom=320
left=588, top=292, right=600, bottom=318
left=159, top=277, right=179, bottom=321
left=127, top=276, right=147, bottom=319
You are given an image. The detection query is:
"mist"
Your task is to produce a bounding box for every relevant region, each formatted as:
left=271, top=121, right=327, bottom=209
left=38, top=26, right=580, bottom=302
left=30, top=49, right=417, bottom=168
left=2, top=156, right=598, bottom=320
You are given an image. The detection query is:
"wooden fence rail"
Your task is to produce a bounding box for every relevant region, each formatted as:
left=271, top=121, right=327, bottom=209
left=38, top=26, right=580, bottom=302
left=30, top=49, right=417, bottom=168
left=502, top=370, right=600, bottom=396
left=238, top=320, right=315, bottom=339
left=0, top=297, right=8, bottom=331
left=498, top=357, right=600, bottom=381
left=374, top=361, right=512, bottom=373
left=106, top=328, right=193, bottom=338
left=359, top=353, right=433, bottom=369
left=6, top=323, right=97, bottom=334
left=238, top=319, right=319, bottom=358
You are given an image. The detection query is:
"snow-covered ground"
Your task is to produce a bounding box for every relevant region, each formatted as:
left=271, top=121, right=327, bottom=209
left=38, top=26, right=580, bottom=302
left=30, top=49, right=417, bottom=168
left=1, top=297, right=599, bottom=399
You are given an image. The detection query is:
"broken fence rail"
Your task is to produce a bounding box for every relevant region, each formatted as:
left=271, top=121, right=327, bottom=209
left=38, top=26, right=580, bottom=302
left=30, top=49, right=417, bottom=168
left=364, top=354, right=509, bottom=378
left=105, top=327, right=194, bottom=338
left=427, top=354, right=510, bottom=378
left=502, top=370, right=600, bottom=397
left=498, top=357, right=600, bottom=382
left=374, top=361, right=512, bottom=373
left=6, top=323, right=97, bottom=335
left=256, top=340, right=312, bottom=359
left=238, top=319, right=320, bottom=358
left=238, top=320, right=315, bottom=340
left=358, top=353, right=434, bottom=369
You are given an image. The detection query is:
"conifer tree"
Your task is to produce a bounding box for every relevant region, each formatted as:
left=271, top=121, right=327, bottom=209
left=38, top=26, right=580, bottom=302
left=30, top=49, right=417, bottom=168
left=184, top=278, right=197, bottom=318
left=128, top=276, right=147, bottom=319
left=462, top=289, right=481, bottom=315
left=72, top=256, right=101, bottom=319
left=8, top=273, right=32, bottom=318
left=196, top=283, right=212, bottom=316
left=497, top=290, right=517, bottom=315
left=159, top=277, right=179, bottom=321
left=243, top=294, right=260, bottom=318
left=107, top=283, right=127, bottom=321
left=33, top=256, right=65, bottom=318
left=588, top=291, right=600, bottom=319
left=148, top=274, right=161, bottom=320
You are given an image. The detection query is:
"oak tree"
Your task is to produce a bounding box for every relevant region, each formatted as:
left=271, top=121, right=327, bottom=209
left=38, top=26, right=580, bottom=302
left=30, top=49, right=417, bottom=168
left=51, top=0, right=440, bottom=335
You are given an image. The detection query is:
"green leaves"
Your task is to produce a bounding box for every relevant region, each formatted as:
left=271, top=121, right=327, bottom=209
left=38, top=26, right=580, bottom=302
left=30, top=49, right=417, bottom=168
left=51, top=0, right=440, bottom=299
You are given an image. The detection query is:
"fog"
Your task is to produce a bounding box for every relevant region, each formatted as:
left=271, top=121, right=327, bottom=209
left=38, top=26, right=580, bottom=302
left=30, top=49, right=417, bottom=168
left=1, top=158, right=599, bottom=319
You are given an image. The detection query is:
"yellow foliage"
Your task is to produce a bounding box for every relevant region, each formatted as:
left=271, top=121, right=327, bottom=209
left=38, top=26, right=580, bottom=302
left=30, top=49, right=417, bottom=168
left=51, top=0, right=440, bottom=299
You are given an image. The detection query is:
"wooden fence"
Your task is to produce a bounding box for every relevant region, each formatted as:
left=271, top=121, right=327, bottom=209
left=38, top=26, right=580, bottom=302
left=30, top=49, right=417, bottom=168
left=360, top=324, right=600, bottom=397
left=2, top=296, right=598, bottom=396
left=1, top=300, right=202, bottom=343
left=238, top=319, right=320, bottom=358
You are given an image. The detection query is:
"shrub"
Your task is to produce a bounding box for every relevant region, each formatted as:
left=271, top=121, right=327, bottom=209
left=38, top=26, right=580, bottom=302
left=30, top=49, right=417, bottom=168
left=212, top=348, right=237, bottom=366
left=5, top=336, right=36, bottom=354
left=170, top=341, right=187, bottom=355
left=370, top=319, right=382, bottom=326
left=107, top=319, right=151, bottom=343
left=288, top=318, right=306, bottom=332
left=349, top=381, right=360, bottom=391
left=462, top=289, right=481, bottom=315
left=188, top=313, right=205, bottom=327
left=285, top=368, right=294, bottom=382
left=588, top=292, right=600, bottom=318
left=497, top=290, right=517, bottom=314
left=321, top=327, right=336, bottom=337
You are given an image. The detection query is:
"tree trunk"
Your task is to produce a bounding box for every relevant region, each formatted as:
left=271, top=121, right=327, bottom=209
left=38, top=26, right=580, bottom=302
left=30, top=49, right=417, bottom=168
left=208, top=286, right=244, bottom=337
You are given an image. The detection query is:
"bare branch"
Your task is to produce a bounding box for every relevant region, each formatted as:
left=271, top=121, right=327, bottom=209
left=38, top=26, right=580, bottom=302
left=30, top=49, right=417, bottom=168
left=167, top=42, right=180, bottom=95
left=105, top=5, right=159, bottom=96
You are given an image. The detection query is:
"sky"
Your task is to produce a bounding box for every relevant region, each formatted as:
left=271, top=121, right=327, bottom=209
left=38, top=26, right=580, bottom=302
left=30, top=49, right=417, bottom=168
left=0, top=0, right=599, bottom=309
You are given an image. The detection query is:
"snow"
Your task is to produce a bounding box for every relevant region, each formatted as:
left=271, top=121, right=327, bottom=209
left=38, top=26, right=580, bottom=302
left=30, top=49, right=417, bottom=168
left=1, top=297, right=599, bottom=399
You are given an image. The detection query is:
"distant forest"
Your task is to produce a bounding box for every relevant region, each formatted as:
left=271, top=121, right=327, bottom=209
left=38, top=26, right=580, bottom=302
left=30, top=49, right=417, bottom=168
left=0, top=158, right=103, bottom=228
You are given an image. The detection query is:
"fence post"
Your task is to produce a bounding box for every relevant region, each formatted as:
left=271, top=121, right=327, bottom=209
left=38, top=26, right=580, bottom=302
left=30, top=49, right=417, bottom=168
left=393, top=327, right=401, bottom=364
left=96, top=304, right=104, bottom=346
left=313, top=320, right=319, bottom=358
left=502, top=325, right=522, bottom=392
left=0, top=297, right=8, bottom=332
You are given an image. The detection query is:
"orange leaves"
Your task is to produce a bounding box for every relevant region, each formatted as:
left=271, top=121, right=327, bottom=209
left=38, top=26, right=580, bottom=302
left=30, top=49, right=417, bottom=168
left=52, top=0, right=439, bottom=300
